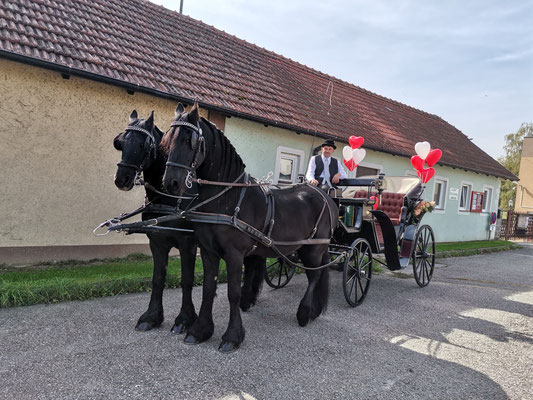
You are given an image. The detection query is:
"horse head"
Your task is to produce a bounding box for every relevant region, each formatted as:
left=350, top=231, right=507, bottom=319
left=162, top=103, right=206, bottom=196
left=113, top=110, right=158, bottom=190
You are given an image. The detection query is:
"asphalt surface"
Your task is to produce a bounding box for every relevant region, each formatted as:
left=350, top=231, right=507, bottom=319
left=1, top=244, right=532, bottom=400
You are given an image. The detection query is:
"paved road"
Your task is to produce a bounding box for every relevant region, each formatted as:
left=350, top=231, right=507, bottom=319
left=1, top=245, right=532, bottom=399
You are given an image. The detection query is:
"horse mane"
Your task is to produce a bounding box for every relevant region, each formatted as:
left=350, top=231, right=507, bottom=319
left=200, top=117, right=246, bottom=181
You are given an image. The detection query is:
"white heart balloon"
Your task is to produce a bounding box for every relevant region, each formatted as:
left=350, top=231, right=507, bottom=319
left=415, top=141, right=431, bottom=160
left=352, top=148, right=366, bottom=165
left=342, top=145, right=353, bottom=161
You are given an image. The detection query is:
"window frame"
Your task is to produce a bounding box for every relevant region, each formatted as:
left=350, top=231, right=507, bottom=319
left=273, top=146, right=305, bottom=185
left=355, top=161, right=382, bottom=178
left=432, top=176, right=448, bottom=212
left=458, top=181, right=473, bottom=212
left=482, top=185, right=494, bottom=213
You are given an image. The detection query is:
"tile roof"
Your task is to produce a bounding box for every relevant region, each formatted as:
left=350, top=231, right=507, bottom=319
left=0, top=0, right=515, bottom=179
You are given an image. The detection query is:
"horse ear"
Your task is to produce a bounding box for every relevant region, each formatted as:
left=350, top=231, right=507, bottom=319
left=175, top=103, right=185, bottom=117
left=129, top=110, right=138, bottom=124
left=145, top=111, right=154, bottom=128
left=188, top=102, right=199, bottom=124
left=113, top=132, right=123, bottom=151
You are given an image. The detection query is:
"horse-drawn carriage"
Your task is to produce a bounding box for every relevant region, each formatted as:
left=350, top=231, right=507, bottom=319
left=98, top=105, right=436, bottom=352
left=264, top=174, right=436, bottom=306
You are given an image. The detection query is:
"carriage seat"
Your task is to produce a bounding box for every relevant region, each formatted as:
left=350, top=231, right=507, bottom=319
left=342, top=176, right=421, bottom=226
left=351, top=191, right=404, bottom=225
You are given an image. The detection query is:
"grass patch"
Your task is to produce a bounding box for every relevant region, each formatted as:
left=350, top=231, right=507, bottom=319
left=436, top=240, right=515, bottom=252
left=1, top=240, right=520, bottom=308
left=1, top=254, right=227, bottom=308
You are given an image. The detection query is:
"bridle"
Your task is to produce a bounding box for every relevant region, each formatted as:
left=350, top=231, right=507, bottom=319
left=165, top=119, right=206, bottom=189
left=116, top=124, right=157, bottom=182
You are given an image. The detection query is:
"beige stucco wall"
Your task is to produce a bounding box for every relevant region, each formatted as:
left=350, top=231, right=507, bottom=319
left=0, top=56, right=505, bottom=259
left=0, top=58, right=184, bottom=249
left=516, top=136, right=533, bottom=213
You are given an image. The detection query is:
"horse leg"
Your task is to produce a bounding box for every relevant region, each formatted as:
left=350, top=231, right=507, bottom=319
left=240, top=255, right=265, bottom=311
left=136, top=238, right=168, bottom=331
left=296, top=247, right=330, bottom=327
left=220, top=253, right=246, bottom=352
left=171, top=235, right=199, bottom=334
left=183, top=248, right=219, bottom=345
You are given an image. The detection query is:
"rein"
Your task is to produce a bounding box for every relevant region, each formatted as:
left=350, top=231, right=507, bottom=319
left=194, top=178, right=270, bottom=187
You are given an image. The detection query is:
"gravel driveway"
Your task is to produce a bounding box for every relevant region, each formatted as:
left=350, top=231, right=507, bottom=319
left=1, top=244, right=532, bottom=399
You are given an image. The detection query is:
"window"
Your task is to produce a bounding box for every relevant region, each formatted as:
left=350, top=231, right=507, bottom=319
left=356, top=166, right=379, bottom=177
left=433, top=178, right=447, bottom=210
left=355, top=162, right=382, bottom=178
left=459, top=183, right=472, bottom=211
left=482, top=186, right=493, bottom=213
left=278, top=154, right=297, bottom=184
left=274, top=146, right=304, bottom=185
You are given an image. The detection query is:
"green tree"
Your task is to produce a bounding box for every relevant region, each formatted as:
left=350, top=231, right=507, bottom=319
left=498, top=122, right=533, bottom=209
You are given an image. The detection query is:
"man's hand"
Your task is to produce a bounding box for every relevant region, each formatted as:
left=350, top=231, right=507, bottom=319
left=332, top=173, right=341, bottom=184
left=310, top=179, right=319, bottom=186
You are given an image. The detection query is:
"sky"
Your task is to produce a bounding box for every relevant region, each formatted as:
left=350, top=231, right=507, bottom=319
left=151, top=0, right=533, bottom=161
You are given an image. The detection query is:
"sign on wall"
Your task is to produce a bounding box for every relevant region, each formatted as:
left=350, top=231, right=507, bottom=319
left=449, top=187, right=459, bottom=201
left=470, top=191, right=484, bottom=213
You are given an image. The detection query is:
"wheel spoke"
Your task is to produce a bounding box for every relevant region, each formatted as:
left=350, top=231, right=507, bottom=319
left=358, top=276, right=365, bottom=295
left=360, top=259, right=372, bottom=271
left=277, top=265, right=283, bottom=286
left=348, top=272, right=356, bottom=301
left=348, top=256, right=358, bottom=272
left=346, top=270, right=356, bottom=286
left=418, top=258, right=424, bottom=281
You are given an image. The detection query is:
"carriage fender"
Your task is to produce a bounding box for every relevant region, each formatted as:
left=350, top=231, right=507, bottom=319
left=370, top=210, right=401, bottom=271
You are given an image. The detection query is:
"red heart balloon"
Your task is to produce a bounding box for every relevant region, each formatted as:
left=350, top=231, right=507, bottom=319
left=425, top=148, right=442, bottom=167
left=417, top=167, right=435, bottom=184
left=411, top=155, right=425, bottom=172
left=343, top=158, right=356, bottom=171
left=349, top=136, right=364, bottom=149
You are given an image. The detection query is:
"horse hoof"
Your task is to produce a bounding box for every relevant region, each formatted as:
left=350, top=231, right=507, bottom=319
left=135, top=322, right=153, bottom=332
left=171, top=323, right=187, bottom=335
left=296, top=307, right=311, bottom=327
left=184, top=334, right=201, bottom=345
left=218, top=341, right=240, bottom=353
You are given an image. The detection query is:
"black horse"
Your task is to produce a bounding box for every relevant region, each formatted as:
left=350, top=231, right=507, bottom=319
left=162, top=103, right=338, bottom=352
left=113, top=110, right=199, bottom=334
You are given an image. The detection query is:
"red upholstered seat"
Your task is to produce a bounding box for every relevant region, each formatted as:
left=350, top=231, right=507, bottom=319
left=377, top=192, right=404, bottom=225
left=352, top=191, right=405, bottom=226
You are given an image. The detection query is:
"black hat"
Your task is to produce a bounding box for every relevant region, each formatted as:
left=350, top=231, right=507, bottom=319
left=321, top=139, right=336, bottom=149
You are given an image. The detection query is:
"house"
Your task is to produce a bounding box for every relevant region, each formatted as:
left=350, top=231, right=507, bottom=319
left=0, top=0, right=516, bottom=264
left=515, top=136, right=533, bottom=214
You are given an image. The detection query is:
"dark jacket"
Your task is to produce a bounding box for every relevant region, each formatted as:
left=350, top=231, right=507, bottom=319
left=314, top=155, right=339, bottom=184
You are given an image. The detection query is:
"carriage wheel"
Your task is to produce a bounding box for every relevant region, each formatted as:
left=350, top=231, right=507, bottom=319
left=412, top=225, right=435, bottom=287
left=343, top=238, right=373, bottom=307
left=264, top=256, right=297, bottom=289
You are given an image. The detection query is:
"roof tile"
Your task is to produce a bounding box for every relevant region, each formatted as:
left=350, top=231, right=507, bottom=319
left=0, top=0, right=514, bottom=179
